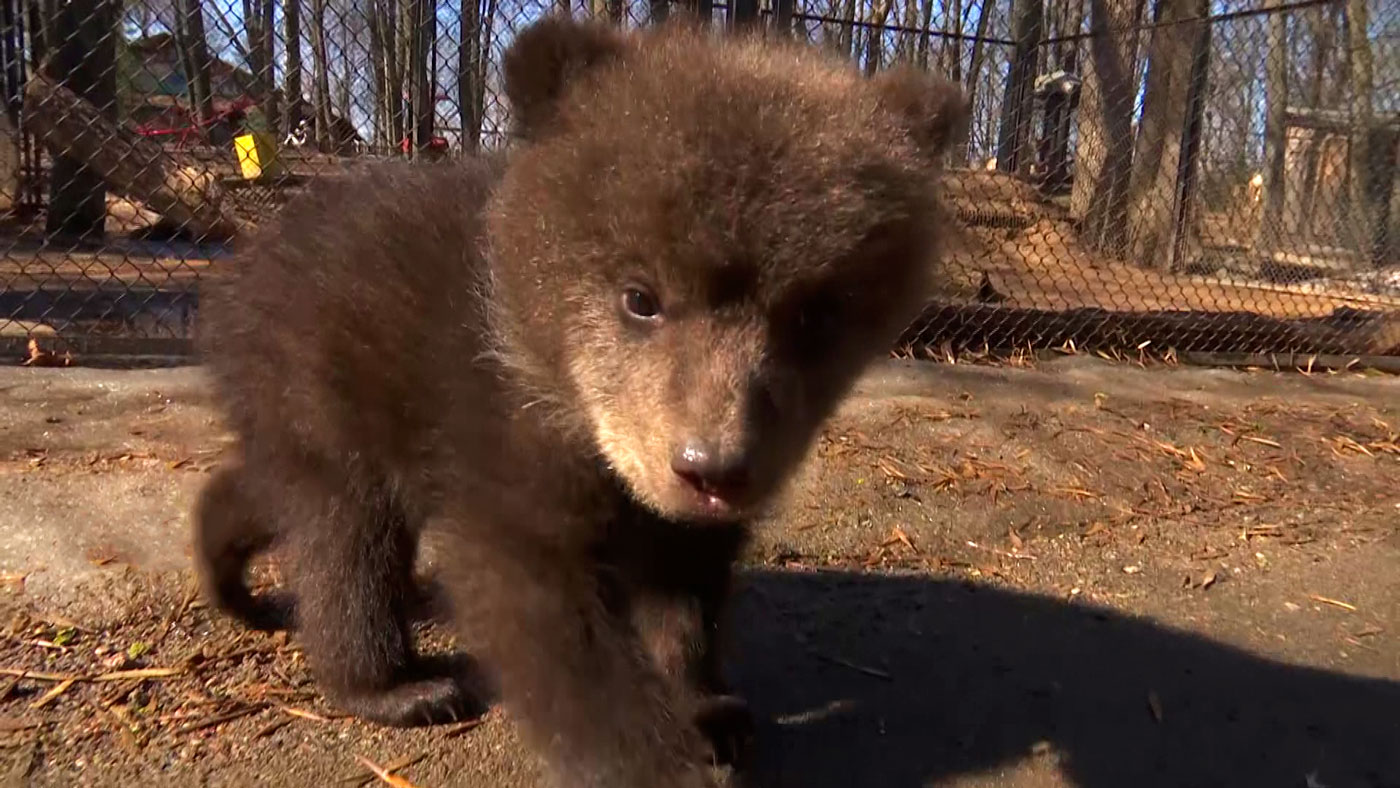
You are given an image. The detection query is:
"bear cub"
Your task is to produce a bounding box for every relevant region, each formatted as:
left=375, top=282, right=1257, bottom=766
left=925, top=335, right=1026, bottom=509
left=194, top=14, right=965, bottom=788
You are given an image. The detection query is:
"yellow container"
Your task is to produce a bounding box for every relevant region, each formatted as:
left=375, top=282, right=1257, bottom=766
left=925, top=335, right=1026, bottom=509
left=233, top=131, right=283, bottom=180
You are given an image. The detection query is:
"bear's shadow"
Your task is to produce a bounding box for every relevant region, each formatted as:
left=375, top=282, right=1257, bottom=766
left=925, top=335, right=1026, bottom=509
left=728, top=569, right=1400, bottom=788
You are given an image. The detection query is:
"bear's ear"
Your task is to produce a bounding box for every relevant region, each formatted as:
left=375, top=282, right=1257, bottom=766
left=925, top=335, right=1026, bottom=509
left=871, top=66, right=969, bottom=162
left=502, top=15, right=630, bottom=141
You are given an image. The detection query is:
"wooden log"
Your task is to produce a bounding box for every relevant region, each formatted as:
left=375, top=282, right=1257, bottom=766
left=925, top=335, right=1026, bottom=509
left=23, top=70, right=245, bottom=240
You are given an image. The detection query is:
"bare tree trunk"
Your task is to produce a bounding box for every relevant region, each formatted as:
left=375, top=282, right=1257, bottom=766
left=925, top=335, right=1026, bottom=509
left=334, top=0, right=353, bottom=120
left=915, top=0, right=933, bottom=68
left=257, top=0, right=278, bottom=133
left=943, top=0, right=963, bottom=80
left=456, top=0, right=495, bottom=151
left=395, top=0, right=414, bottom=149
left=1069, top=0, right=1141, bottom=254
left=1040, top=0, right=1083, bottom=192
left=1124, top=0, right=1207, bottom=269
left=26, top=0, right=57, bottom=69
left=457, top=0, right=482, bottom=151
left=174, top=0, right=215, bottom=127
left=369, top=0, right=386, bottom=146
left=864, top=0, right=892, bottom=75
left=822, top=0, right=840, bottom=49
left=1298, top=3, right=1336, bottom=225
left=995, top=0, right=1042, bottom=174
left=838, top=0, right=856, bottom=58
left=283, top=0, right=305, bottom=133
left=957, top=0, right=993, bottom=164
left=896, top=0, right=917, bottom=62
left=308, top=0, right=333, bottom=149
left=371, top=0, right=404, bottom=149
left=1343, top=0, right=1377, bottom=264
left=591, top=0, right=622, bottom=23
left=241, top=0, right=277, bottom=132
left=774, top=0, right=794, bottom=34
left=404, top=0, right=435, bottom=151
left=42, top=0, right=116, bottom=241
left=1256, top=0, right=1287, bottom=253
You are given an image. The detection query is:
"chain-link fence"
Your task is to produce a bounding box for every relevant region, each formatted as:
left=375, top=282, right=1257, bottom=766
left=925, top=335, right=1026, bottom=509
left=0, top=0, right=1396, bottom=365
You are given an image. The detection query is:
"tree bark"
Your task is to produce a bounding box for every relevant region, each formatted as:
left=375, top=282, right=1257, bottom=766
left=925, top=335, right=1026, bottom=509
left=174, top=0, right=215, bottom=126
left=838, top=0, right=856, bottom=59
left=26, top=71, right=242, bottom=240
left=42, top=0, right=117, bottom=241
left=1343, top=0, right=1377, bottom=264
left=1298, top=3, right=1336, bottom=224
left=1124, top=0, right=1208, bottom=269
left=239, top=0, right=277, bottom=132
left=591, top=0, right=622, bottom=24
left=942, top=0, right=962, bottom=80
left=1256, top=0, right=1287, bottom=253
left=864, top=0, right=892, bottom=75
left=915, top=0, right=933, bottom=68
left=369, top=0, right=403, bottom=148
left=309, top=0, right=333, bottom=149
left=957, top=0, right=993, bottom=165
left=334, top=0, right=354, bottom=120
left=897, top=0, right=917, bottom=62
left=774, top=0, right=794, bottom=34
left=384, top=0, right=404, bottom=147
left=995, top=0, right=1043, bottom=175
left=1069, top=0, right=1142, bottom=254
left=283, top=0, right=305, bottom=133
left=368, top=0, right=386, bottom=146
left=404, top=0, right=435, bottom=150
left=457, top=0, right=485, bottom=151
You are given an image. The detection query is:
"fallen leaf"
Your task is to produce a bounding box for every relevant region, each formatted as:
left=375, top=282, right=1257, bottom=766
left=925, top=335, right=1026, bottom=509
left=879, top=526, right=918, bottom=554
left=21, top=338, right=74, bottom=368
left=1185, top=448, right=1207, bottom=472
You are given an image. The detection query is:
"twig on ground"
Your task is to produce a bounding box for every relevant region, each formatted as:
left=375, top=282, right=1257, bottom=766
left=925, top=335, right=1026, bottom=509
left=353, top=754, right=425, bottom=788
left=27, top=678, right=76, bottom=710
left=173, top=703, right=267, bottom=734
left=812, top=652, right=893, bottom=681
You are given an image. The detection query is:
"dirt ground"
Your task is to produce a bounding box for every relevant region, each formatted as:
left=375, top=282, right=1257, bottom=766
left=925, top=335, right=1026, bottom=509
left=1, top=356, right=1397, bottom=788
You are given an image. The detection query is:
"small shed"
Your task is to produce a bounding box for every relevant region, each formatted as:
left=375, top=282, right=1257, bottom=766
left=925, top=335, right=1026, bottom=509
left=1280, top=107, right=1399, bottom=267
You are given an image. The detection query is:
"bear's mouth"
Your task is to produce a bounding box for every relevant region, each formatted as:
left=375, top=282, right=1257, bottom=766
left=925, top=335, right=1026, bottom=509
left=675, top=481, right=750, bottom=522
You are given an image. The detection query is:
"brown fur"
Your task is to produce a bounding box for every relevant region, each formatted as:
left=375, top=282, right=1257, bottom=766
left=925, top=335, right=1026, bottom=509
left=194, top=15, right=964, bottom=788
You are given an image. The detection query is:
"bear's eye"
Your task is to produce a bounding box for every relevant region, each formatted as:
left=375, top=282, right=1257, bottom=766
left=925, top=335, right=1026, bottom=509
left=621, top=285, right=663, bottom=322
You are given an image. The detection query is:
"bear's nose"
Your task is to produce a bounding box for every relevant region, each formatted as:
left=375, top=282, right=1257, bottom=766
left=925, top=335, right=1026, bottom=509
left=671, top=440, right=751, bottom=502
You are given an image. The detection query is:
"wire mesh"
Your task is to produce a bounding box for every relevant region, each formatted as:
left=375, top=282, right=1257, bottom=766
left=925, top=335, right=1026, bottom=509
left=0, top=0, right=1395, bottom=364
